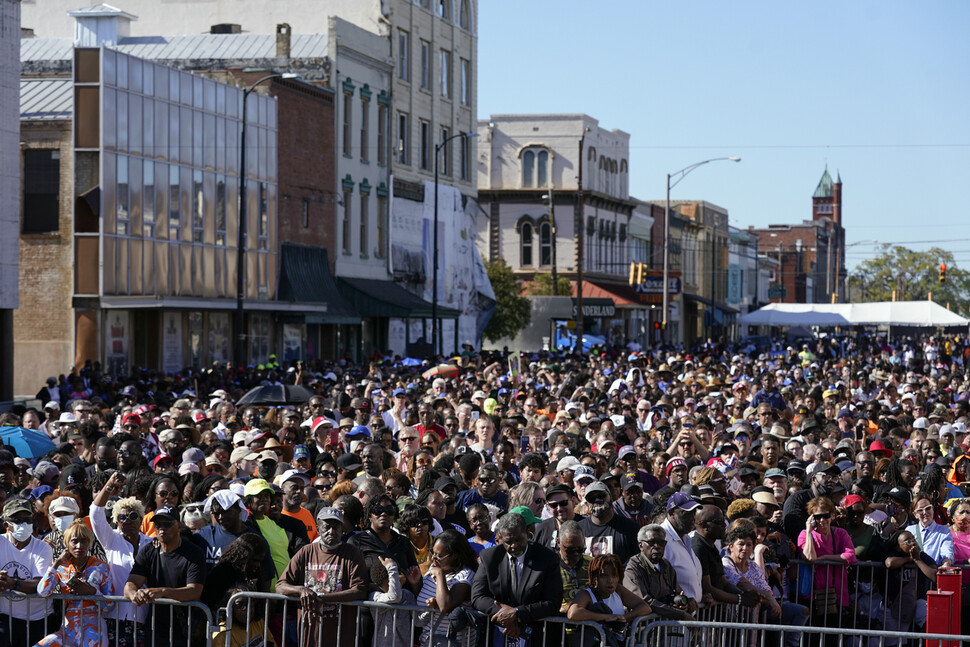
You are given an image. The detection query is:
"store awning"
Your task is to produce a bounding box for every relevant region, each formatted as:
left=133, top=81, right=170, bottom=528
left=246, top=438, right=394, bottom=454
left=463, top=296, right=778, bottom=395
left=278, top=243, right=361, bottom=324
left=337, top=278, right=460, bottom=319
left=586, top=281, right=648, bottom=308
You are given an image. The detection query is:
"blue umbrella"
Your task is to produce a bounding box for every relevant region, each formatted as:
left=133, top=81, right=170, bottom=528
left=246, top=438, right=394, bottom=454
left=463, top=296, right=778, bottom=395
left=0, top=426, right=57, bottom=460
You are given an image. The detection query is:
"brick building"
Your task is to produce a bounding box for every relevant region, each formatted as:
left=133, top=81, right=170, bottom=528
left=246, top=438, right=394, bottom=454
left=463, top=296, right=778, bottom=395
left=751, top=168, right=845, bottom=305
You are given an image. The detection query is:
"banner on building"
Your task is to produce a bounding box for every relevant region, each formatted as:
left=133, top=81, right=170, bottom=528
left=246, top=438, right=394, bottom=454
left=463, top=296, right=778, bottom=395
left=104, top=310, right=129, bottom=377
left=162, top=312, right=183, bottom=374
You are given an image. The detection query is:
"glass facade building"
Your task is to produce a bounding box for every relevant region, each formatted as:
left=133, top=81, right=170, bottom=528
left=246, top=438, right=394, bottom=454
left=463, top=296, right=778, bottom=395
left=72, top=47, right=279, bottom=372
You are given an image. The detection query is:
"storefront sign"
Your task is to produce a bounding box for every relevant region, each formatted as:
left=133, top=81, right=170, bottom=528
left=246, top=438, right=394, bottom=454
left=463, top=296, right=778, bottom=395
left=571, top=298, right=615, bottom=318
left=634, top=276, right=681, bottom=295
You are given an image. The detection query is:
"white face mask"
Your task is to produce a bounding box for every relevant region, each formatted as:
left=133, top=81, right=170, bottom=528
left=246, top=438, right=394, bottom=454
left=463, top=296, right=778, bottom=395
left=10, top=523, right=32, bottom=543
left=52, top=515, right=75, bottom=533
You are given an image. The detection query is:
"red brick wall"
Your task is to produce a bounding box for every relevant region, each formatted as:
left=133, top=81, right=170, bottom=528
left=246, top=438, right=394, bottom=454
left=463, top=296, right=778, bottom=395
left=231, top=71, right=337, bottom=272
left=271, top=80, right=337, bottom=268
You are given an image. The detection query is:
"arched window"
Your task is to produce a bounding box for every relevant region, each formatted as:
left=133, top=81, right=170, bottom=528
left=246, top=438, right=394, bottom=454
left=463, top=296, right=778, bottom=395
left=539, top=221, right=552, bottom=266
left=459, top=0, right=471, bottom=30
left=522, top=150, right=534, bottom=187
left=536, top=150, right=548, bottom=187
left=521, top=147, right=549, bottom=188
left=520, top=221, right=533, bottom=267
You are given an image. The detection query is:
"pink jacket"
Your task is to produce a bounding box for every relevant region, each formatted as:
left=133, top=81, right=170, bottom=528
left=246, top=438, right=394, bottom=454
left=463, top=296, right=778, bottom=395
left=797, top=527, right=857, bottom=607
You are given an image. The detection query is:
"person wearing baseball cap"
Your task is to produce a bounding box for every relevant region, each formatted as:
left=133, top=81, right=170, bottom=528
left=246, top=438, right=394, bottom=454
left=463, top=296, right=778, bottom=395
left=782, top=461, right=841, bottom=540
left=124, top=500, right=206, bottom=636
left=661, top=492, right=703, bottom=607
left=275, top=507, right=367, bottom=645
left=0, top=496, right=55, bottom=644
left=576, top=480, right=639, bottom=562
left=614, top=475, right=651, bottom=527
left=533, top=484, right=579, bottom=550
left=242, top=479, right=302, bottom=589
left=278, top=470, right=317, bottom=541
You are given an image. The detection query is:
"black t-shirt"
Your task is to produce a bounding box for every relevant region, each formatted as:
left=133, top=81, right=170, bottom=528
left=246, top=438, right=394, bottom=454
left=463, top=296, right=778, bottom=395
left=444, top=507, right=470, bottom=533
left=691, top=534, right=726, bottom=586
left=578, top=514, right=639, bottom=563
left=129, top=539, right=206, bottom=638
left=533, top=515, right=586, bottom=551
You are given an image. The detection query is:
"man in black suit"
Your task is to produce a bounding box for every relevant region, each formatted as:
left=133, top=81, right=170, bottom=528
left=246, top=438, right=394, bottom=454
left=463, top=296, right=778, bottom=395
left=471, top=511, right=564, bottom=645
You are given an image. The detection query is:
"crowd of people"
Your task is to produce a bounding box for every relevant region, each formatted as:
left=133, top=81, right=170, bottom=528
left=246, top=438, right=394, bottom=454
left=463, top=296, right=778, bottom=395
left=0, top=333, right=968, bottom=647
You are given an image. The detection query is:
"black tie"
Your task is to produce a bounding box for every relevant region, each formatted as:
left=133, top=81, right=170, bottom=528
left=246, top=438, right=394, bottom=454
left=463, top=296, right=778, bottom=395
left=509, top=555, right=518, bottom=594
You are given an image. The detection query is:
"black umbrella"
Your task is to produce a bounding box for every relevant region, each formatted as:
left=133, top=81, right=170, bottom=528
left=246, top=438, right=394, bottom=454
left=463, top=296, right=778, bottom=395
left=235, top=384, right=316, bottom=406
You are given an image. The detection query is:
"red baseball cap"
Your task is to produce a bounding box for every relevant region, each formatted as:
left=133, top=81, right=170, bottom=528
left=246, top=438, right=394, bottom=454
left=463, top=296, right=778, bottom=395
left=122, top=413, right=142, bottom=427
left=841, top=494, right=867, bottom=509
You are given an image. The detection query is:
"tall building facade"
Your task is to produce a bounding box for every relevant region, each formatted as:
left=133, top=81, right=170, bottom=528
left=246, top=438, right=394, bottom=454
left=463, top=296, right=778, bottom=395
left=751, top=167, right=845, bottom=305
left=21, top=0, right=488, bottom=359
left=476, top=114, right=656, bottom=347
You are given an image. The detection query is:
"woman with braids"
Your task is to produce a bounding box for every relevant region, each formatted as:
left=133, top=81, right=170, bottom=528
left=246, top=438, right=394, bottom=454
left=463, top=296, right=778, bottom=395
left=878, top=458, right=919, bottom=493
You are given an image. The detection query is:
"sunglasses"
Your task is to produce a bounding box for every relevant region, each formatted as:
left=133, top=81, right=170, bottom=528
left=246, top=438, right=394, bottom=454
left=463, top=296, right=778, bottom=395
left=116, top=512, right=141, bottom=523
left=533, top=498, right=546, bottom=506
left=370, top=506, right=396, bottom=517
left=547, top=500, right=570, bottom=509
left=812, top=513, right=832, bottom=521
left=586, top=495, right=608, bottom=504
left=157, top=490, right=178, bottom=498
left=478, top=477, right=497, bottom=485
left=399, top=436, right=418, bottom=442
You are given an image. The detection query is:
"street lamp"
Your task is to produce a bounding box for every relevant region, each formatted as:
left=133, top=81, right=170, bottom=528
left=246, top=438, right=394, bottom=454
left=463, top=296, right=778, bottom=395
left=662, top=156, right=740, bottom=343
left=432, top=131, right=479, bottom=357
left=234, top=72, right=298, bottom=369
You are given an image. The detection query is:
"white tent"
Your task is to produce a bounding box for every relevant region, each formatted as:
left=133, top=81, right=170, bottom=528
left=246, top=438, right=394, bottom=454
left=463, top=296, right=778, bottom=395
left=739, top=301, right=969, bottom=328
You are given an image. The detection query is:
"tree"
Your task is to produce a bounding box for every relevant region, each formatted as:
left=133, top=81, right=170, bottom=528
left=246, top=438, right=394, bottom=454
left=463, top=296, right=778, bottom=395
left=528, top=272, right=572, bottom=296
left=849, top=245, right=970, bottom=314
left=483, top=259, right=532, bottom=342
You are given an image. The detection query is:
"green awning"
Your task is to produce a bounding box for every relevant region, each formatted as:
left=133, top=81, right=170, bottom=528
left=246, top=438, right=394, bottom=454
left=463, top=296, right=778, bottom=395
left=337, top=277, right=460, bottom=319
left=278, top=243, right=361, bottom=324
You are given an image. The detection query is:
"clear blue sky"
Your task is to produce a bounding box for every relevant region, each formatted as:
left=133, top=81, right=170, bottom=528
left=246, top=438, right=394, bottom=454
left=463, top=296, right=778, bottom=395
left=477, top=1, right=970, bottom=271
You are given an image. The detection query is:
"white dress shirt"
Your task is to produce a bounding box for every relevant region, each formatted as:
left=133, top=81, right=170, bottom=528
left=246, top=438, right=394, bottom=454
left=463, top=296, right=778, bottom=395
left=660, top=517, right=703, bottom=603
left=90, top=503, right=153, bottom=621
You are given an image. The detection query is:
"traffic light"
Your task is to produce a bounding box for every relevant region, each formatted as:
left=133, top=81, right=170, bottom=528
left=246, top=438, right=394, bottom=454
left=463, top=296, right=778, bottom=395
left=653, top=321, right=661, bottom=330
left=940, top=263, right=946, bottom=284
left=628, top=262, right=646, bottom=285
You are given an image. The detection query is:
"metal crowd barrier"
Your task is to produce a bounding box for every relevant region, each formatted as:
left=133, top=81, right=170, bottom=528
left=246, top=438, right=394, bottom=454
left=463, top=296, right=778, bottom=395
left=0, top=591, right=214, bottom=647
left=223, top=591, right=608, bottom=647
left=628, top=618, right=970, bottom=647
left=789, top=559, right=969, bottom=634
